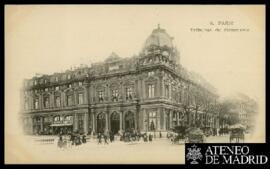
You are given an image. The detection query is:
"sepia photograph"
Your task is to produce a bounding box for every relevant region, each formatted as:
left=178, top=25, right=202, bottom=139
left=5, top=5, right=265, bottom=164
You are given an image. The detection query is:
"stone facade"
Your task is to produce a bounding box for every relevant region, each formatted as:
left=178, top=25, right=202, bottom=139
left=20, top=26, right=219, bottom=135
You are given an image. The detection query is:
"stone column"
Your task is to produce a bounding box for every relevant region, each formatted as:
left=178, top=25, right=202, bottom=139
left=119, top=112, right=123, bottom=131
left=134, top=111, right=137, bottom=130
left=84, top=87, right=88, bottom=104
left=157, top=79, right=160, bottom=97
left=123, top=112, right=125, bottom=131
left=105, top=112, right=109, bottom=131
left=40, top=116, right=44, bottom=133
left=142, top=109, right=146, bottom=131
left=39, top=94, right=42, bottom=110
left=155, top=109, right=160, bottom=130
left=177, top=112, right=180, bottom=125
left=120, top=82, right=125, bottom=101
left=169, top=110, right=173, bottom=128
left=162, top=109, right=166, bottom=130
left=161, top=79, right=165, bottom=98
left=108, top=112, right=111, bottom=131
left=84, top=113, right=89, bottom=134
left=61, top=91, right=65, bottom=108
left=73, top=113, right=78, bottom=132
left=91, top=110, right=95, bottom=134
left=169, top=83, right=172, bottom=100
left=74, top=91, right=77, bottom=105
left=29, top=116, right=34, bottom=135
left=142, top=80, right=146, bottom=99
left=50, top=93, right=54, bottom=108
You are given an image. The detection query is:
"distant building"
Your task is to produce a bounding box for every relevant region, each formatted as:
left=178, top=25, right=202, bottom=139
left=20, top=26, right=218, bottom=135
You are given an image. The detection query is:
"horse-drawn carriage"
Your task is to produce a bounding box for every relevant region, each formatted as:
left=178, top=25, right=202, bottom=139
left=168, top=126, right=205, bottom=143
left=168, top=126, right=187, bottom=144
left=185, top=127, right=205, bottom=143
left=229, top=124, right=245, bottom=143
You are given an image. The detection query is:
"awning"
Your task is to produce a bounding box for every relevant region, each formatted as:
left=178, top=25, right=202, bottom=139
left=50, top=123, right=73, bottom=127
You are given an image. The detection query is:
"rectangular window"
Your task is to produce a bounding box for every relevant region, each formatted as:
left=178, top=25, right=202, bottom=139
left=24, top=100, right=28, bottom=110
left=112, top=89, right=118, bottom=102
left=34, top=99, right=39, bottom=109
left=67, top=95, right=73, bottom=106
left=149, top=111, right=157, bottom=131
left=148, top=84, right=155, bottom=98
left=55, top=86, right=59, bottom=91
left=34, top=80, right=38, bottom=85
left=126, top=87, right=133, bottom=100
left=44, top=97, right=49, bottom=108
left=79, top=82, right=83, bottom=86
left=62, top=75, right=66, bottom=80
left=55, top=96, right=61, bottom=107
left=78, top=93, right=84, bottom=104
left=55, top=77, right=59, bottom=82
left=68, top=84, right=72, bottom=88
left=68, top=74, right=71, bottom=79
left=172, top=87, right=176, bottom=101
left=165, top=85, right=169, bottom=98
left=98, top=91, right=104, bottom=102
left=45, top=88, right=48, bottom=92
left=78, top=114, right=84, bottom=132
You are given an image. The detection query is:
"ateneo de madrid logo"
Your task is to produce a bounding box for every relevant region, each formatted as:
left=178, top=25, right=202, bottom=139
left=186, top=144, right=203, bottom=164
left=186, top=144, right=269, bottom=165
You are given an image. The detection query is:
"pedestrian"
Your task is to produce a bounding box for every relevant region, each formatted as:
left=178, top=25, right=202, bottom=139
left=110, top=132, right=114, bottom=142
left=143, top=133, right=148, bottom=142
left=57, top=135, right=64, bottom=148
left=159, top=131, right=162, bottom=138
left=149, top=133, right=153, bottom=142
left=75, top=135, right=81, bottom=146
left=104, top=133, right=109, bottom=144
left=70, top=133, right=75, bottom=146
left=82, top=135, right=86, bottom=144
left=97, top=133, right=102, bottom=144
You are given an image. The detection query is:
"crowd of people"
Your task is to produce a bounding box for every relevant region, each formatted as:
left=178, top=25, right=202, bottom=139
left=57, top=132, right=87, bottom=149
left=57, top=129, right=163, bottom=148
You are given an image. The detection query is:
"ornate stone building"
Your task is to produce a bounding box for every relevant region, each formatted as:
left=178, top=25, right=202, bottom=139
left=21, top=26, right=219, bottom=135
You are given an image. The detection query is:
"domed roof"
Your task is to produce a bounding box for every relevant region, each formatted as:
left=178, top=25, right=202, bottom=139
left=144, top=25, right=174, bottom=49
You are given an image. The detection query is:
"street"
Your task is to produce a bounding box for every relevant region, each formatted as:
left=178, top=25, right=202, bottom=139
left=24, top=136, right=184, bottom=164
left=19, top=133, right=254, bottom=164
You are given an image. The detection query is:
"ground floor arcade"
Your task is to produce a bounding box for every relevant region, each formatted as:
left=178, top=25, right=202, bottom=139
left=22, top=106, right=219, bottom=135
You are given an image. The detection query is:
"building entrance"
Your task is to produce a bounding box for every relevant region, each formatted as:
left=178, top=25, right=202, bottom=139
left=97, top=113, right=106, bottom=133
left=110, top=112, right=120, bottom=134
left=125, top=111, right=135, bottom=131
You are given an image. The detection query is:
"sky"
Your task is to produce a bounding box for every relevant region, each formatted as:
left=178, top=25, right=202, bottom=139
left=5, top=5, right=265, bottom=137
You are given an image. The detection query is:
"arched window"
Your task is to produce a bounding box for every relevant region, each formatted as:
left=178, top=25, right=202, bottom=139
left=78, top=93, right=84, bottom=104
left=148, top=84, right=155, bottom=98
left=55, top=96, right=61, bottom=107
left=165, top=85, right=169, bottom=98
left=67, top=95, right=73, bottom=106
left=98, top=90, right=104, bottom=102
left=65, top=115, right=73, bottom=121
left=24, top=98, right=28, bottom=110
left=34, top=98, right=39, bottom=109
left=54, top=116, right=60, bottom=121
